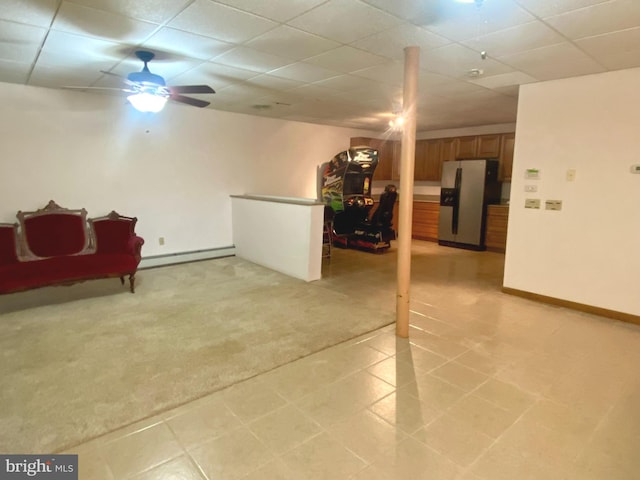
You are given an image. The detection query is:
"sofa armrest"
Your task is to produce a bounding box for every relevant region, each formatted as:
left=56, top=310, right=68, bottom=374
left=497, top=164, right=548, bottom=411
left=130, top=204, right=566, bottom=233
left=128, top=236, right=145, bottom=262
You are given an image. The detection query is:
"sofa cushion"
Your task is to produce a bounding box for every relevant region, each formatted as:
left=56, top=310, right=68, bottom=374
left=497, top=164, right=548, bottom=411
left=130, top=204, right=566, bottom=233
left=0, top=254, right=138, bottom=293
left=0, top=224, right=19, bottom=266
left=93, top=219, right=134, bottom=254
left=23, top=214, right=87, bottom=258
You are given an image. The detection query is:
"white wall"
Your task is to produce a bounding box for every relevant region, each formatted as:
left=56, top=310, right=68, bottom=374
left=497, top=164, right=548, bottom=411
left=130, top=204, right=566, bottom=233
left=0, top=83, right=363, bottom=257
left=231, top=196, right=323, bottom=281
left=504, top=68, right=640, bottom=316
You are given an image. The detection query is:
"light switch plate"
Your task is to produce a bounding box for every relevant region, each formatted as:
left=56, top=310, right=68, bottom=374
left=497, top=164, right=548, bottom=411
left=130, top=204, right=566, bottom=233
left=545, top=200, right=562, bottom=211
left=525, top=198, right=540, bottom=209
left=525, top=185, right=537, bottom=192
left=566, top=169, right=576, bottom=181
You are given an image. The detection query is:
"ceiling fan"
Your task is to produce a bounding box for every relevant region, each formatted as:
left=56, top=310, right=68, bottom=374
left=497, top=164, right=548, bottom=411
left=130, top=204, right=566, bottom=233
left=68, top=50, right=215, bottom=113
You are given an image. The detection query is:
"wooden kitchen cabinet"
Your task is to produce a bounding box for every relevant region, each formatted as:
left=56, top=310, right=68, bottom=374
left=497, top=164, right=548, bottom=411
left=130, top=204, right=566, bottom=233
left=415, top=139, right=442, bottom=181
left=412, top=202, right=440, bottom=241
left=440, top=138, right=456, bottom=163
left=485, top=205, right=509, bottom=252
left=456, top=136, right=478, bottom=159
left=350, top=131, right=515, bottom=183
left=414, top=140, right=428, bottom=180
left=499, top=133, right=515, bottom=181
left=477, top=134, right=501, bottom=157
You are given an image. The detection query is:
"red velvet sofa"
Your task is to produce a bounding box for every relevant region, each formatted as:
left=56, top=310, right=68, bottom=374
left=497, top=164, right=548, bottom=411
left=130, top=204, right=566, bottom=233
left=0, top=201, right=144, bottom=294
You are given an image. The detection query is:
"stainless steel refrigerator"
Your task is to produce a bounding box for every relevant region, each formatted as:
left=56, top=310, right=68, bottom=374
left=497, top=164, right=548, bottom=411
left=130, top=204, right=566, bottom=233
left=438, top=158, right=501, bottom=250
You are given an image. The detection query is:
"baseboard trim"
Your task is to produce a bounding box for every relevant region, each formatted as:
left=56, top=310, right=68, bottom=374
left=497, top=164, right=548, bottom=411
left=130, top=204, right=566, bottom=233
left=139, top=246, right=236, bottom=269
left=502, top=287, right=640, bottom=326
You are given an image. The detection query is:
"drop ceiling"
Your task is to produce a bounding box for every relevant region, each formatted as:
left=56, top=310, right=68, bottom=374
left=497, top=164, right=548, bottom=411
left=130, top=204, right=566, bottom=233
left=1, top=0, right=639, bottom=131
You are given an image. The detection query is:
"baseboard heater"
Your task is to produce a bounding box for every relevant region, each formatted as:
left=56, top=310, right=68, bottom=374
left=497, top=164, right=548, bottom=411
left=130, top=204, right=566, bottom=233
left=139, top=246, right=236, bottom=269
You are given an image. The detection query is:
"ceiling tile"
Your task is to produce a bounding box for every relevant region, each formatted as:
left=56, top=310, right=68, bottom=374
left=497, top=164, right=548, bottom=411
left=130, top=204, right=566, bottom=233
left=461, top=21, right=566, bottom=58
left=64, top=0, right=192, bottom=24
left=351, top=23, right=451, bottom=61
left=576, top=26, right=640, bottom=70
left=351, top=62, right=405, bottom=86
left=169, top=61, right=257, bottom=89
left=422, top=0, right=534, bottom=42
left=421, top=43, right=514, bottom=78
left=359, top=0, right=438, bottom=23
left=168, top=0, right=278, bottom=43
left=544, top=0, right=640, bottom=40
left=39, top=30, right=124, bottom=69
left=29, top=62, right=107, bottom=88
left=0, top=59, right=31, bottom=84
left=0, top=20, right=47, bottom=63
left=289, top=83, right=342, bottom=100
left=424, top=78, right=488, bottom=97
left=312, top=74, right=375, bottom=91
left=212, top=47, right=293, bottom=73
left=51, top=2, right=159, bottom=44
left=468, top=70, right=538, bottom=89
left=304, top=46, right=389, bottom=73
left=246, top=26, right=340, bottom=61
left=215, top=83, right=276, bottom=103
left=245, top=74, right=304, bottom=91
left=268, top=62, right=342, bottom=83
left=213, top=0, right=327, bottom=22
left=499, top=42, right=606, bottom=80
left=0, top=0, right=59, bottom=28
left=288, top=0, right=403, bottom=44
left=141, top=28, right=234, bottom=61
left=515, top=0, right=611, bottom=18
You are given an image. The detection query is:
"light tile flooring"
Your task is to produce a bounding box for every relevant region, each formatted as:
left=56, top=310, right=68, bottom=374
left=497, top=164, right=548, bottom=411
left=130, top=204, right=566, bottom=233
left=63, top=241, right=640, bottom=479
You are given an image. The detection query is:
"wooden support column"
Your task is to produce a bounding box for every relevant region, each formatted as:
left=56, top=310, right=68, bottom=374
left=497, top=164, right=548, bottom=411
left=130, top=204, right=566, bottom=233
left=396, top=46, right=420, bottom=338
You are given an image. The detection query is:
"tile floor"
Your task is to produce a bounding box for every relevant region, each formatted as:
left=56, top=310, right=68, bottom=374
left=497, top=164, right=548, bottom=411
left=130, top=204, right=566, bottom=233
left=61, top=241, right=640, bottom=479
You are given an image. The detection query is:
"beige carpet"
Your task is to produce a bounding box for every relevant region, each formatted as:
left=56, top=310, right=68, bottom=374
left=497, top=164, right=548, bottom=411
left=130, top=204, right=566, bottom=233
left=0, top=256, right=395, bottom=454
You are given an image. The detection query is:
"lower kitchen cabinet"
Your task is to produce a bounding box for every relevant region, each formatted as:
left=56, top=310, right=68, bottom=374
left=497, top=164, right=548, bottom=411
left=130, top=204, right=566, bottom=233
left=485, top=205, right=509, bottom=252
left=412, top=202, right=440, bottom=241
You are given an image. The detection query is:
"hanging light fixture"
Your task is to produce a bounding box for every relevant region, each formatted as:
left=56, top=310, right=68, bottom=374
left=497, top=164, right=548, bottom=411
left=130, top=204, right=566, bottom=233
left=127, top=92, right=169, bottom=113
left=389, top=113, right=406, bottom=131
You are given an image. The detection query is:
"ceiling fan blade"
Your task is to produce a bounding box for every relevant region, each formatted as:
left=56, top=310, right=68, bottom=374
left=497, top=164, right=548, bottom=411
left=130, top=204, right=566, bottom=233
left=170, top=93, right=211, bottom=108
left=169, top=85, right=215, bottom=95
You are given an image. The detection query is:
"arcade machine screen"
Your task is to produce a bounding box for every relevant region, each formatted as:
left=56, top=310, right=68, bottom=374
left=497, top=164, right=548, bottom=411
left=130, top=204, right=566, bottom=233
left=343, top=174, right=370, bottom=196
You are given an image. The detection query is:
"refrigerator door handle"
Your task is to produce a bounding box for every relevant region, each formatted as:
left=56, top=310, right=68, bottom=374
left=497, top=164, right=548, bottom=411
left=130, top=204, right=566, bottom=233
left=452, top=167, right=462, bottom=235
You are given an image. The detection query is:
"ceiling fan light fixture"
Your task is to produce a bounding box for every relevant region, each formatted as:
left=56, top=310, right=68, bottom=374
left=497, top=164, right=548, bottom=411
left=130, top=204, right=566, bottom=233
left=127, top=92, right=168, bottom=113
left=388, top=114, right=406, bottom=131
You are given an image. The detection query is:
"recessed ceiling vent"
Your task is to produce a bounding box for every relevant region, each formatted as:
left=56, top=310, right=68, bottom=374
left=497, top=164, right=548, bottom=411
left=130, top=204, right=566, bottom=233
left=467, top=68, right=484, bottom=78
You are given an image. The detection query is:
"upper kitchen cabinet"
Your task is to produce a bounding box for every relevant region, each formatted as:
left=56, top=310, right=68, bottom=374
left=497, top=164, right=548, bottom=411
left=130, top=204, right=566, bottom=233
left=381, top=139, right=400, bottom=181
left=456, top=136, right=478, bottom=159
left=440, top=138, right=456, bottom=163
left=499, top=133, right=515, bottom=181
left=477, top=134, right=501, bottom=157
left=415, top=139, right=442, bottom=181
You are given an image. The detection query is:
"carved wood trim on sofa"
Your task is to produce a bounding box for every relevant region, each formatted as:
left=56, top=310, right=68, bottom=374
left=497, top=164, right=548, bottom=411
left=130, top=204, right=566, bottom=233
left=16, top=200, right=94, bottom=261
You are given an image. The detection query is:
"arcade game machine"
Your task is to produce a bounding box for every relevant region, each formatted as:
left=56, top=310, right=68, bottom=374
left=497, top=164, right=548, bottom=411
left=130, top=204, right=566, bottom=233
left=321, top=147, right=397, bottom=252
